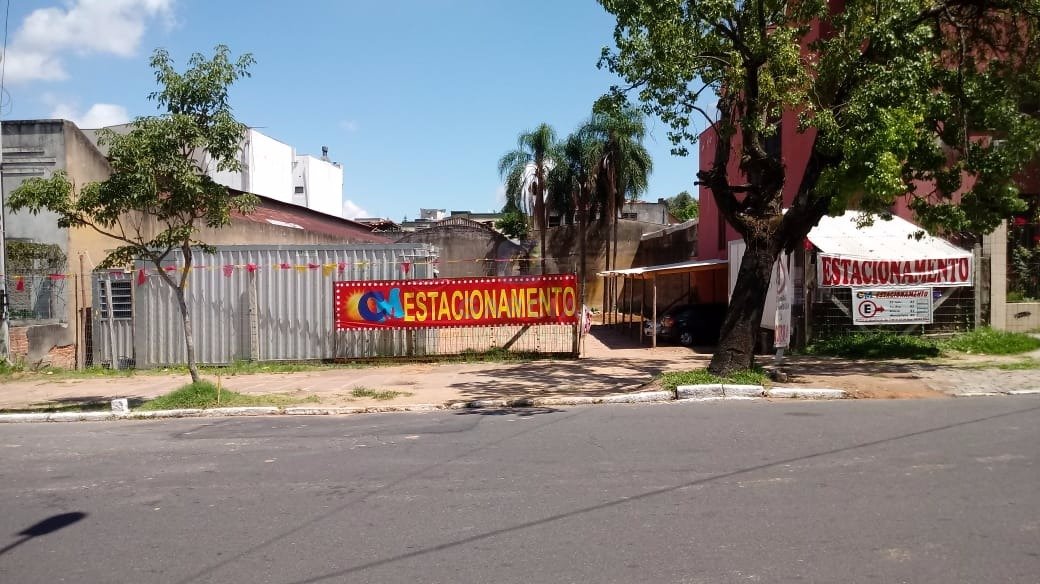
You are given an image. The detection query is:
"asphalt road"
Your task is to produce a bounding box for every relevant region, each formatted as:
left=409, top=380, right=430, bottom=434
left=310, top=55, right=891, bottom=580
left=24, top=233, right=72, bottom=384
left=1, top=398, right=1038, bottom=584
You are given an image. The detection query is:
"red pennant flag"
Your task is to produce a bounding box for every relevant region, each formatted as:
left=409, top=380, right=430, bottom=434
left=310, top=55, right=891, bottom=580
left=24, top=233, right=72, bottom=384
left=307, top=262, right=320, bottom=270
left=337, top=262, right=347, bottom=272
left=137, top=268, right=147, bottom=286
left=280, top=262, right=291, bottom=270
left=15, top=276, right=25, bottom=291
left=401, top=261, right=411, bottom=275
left=165, top=265, right=178, bottom=272
left=48, top=273, right=67, bottom=281
left=246, top=263, right=258, bottom=273
left=222, top=264, right=234, bottom=278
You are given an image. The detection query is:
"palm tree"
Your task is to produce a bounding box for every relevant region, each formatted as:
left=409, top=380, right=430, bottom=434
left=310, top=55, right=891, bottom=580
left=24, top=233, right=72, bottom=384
left=550, top=128, right=601, bottom=308
left=498, top=123, right=557, bottom=273
left=588, top=96, right=653, bottom=317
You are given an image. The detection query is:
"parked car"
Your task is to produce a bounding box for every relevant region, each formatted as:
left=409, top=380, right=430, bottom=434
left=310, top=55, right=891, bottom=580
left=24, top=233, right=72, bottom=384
left=643, top=303, right=727, bottom=346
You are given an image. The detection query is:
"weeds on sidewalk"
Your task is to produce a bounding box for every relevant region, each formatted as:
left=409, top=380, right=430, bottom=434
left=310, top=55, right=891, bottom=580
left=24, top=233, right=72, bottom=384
left=350, top=387, right=413, bottom=401
left=940, top=328, right=1040, bottom=355
left=138, top=381, right=320, bottom=410
left=659, top=368, right=768, bottom=391
left=802, top=328, right=1040, bottom=360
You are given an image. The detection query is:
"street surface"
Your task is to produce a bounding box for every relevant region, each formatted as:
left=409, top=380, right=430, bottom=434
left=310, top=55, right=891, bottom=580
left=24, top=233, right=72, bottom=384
left=1, top=398, right=1038, bottom=583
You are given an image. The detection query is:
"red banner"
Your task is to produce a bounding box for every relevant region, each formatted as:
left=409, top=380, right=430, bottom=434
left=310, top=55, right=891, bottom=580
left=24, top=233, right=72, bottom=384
left=334, top=275, right=578, bottom=329
left=818, top=254, right=972, bottom=288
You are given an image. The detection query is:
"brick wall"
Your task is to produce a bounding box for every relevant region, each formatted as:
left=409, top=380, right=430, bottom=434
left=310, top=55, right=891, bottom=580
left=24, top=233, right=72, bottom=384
left=10, top=326, right=29, bottom=359
left=8, top=325, right=77, bottom=369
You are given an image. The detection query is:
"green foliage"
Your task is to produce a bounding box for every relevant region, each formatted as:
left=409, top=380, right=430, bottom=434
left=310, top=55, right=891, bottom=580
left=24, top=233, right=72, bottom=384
left=5, top=241, right=66, bottom=273
left=804, top=328, right=1040, bottom=359
left=665, top=190, right=699, bottom=221
left=598, top=0, right=1040, bottom=373
left=138, top=381, right=319, bottom=410
left=1010, top=243, right=1040, bottom=301
left=0, top=360, right=24, bottom=376
left=8, top=45, right=257, bottom=383
left=496, top=209, right=529, bottom=239
left=350, top=387, right=413, bottom=401
left=941, top=328, right=1040, bottom=355
left=804, top=332, right=942, bottom=359
left=659, top=367, right=767, bottom=390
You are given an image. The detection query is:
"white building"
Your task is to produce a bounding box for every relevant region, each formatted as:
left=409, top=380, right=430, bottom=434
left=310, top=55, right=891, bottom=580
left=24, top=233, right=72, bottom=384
left=207, top=129, right=344, bottom=218
left=292, top=148, right=344, bottom=217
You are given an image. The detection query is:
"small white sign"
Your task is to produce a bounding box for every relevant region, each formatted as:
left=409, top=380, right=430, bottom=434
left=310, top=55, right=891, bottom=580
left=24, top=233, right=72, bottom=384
left=852, top=287, right=933, bottom=325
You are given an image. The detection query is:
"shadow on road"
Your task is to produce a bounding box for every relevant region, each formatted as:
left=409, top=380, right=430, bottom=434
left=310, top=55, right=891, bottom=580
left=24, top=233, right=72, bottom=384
left=0, top=512, right=87, bottom=557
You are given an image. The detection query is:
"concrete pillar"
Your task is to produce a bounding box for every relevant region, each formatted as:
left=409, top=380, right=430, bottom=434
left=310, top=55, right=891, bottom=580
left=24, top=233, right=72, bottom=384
left=984, top=220, right=1008, bottom=330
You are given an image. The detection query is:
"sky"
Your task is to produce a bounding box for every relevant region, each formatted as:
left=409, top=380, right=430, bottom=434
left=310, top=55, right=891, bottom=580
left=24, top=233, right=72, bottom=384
left=2, top=0, right=706, bottom=221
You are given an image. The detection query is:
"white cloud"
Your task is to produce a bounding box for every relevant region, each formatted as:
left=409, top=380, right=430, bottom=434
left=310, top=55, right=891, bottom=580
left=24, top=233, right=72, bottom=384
left=342, top=200, right=369, bottom=219
left=50, top=102, right=130, bottom=128
left=5, top=0, right=175, bottom=84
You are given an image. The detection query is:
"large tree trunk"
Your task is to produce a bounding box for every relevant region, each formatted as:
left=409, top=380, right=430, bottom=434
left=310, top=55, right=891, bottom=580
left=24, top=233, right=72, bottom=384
left=708, top=232, right=781, bottom=375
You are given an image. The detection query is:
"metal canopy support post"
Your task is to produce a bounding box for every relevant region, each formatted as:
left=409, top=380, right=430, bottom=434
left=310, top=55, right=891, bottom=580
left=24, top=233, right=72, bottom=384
left=627, top=277, right=634, bottom=331
left=639, top=279, right=645, bottom=342
left=651, top=275, right=658, bottom=349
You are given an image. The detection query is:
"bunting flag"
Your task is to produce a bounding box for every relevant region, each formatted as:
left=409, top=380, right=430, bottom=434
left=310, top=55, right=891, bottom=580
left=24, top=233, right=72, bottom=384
left=0, top=253, right=587, bottom=283
left=15, top=276, right=25, bottom=291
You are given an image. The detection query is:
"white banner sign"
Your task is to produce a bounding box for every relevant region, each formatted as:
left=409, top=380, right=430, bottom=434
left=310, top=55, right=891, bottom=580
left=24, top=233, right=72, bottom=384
left=819, top=254, right=972, bottom=288
left=774, top=255, right=792, bottom=348
left=852, top=288, right=933, bottom=325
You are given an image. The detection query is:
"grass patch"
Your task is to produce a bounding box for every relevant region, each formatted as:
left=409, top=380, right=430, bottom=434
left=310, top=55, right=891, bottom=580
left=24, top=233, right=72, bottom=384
left=350, top=387, right=413, bottom=401
left=957, top=358, right=1040, bottom=371
left=0, top=364, right=136, bottom=381
left=802, top=328, right=1040, bottom=360
left=137, top=381, right=319, bottom=410
left=803, top=331, right=942, bottom=360
left=940, top=328, right=1040, bottom=355
left=659, top=367, right=768, bottom=391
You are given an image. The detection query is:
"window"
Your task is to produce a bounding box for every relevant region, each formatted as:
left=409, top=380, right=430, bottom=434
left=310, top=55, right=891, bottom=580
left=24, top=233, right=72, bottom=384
left=621, top=212, right=638, bottom=220
left=98, top=280, right=133, bottom=320
left=294, top=186, right=305, bottom=194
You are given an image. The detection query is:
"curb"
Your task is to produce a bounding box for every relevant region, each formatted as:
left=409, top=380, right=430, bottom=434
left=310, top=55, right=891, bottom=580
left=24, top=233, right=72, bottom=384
left=44, top=382, right=1040, bottom=423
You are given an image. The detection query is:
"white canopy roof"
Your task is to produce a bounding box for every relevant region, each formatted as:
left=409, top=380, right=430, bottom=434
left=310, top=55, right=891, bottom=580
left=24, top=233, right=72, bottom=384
left=807, top=211, right=971, bottom=259
left=597, top=258, right=727, bottom=280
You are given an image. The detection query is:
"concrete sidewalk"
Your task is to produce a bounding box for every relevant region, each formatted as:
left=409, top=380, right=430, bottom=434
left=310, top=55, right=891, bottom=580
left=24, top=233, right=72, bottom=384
left=1, top=325, right=1037, bottom=413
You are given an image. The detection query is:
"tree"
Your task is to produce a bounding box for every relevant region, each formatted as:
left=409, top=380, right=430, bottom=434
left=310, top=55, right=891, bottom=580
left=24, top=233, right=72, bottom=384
left=498, top=124, right=558, bottom=272
left=587, top=95, right=653, bottom=315
left=599, top=0, right=1040, bottom=374
left=8, top=45, right=258, bottom=383
left=666, top=190, right=699, bottom=221
left=550, top=127, right=603, bottom=307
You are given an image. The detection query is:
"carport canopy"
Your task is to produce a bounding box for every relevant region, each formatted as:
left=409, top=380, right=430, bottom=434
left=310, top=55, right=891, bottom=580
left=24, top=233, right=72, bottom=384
left=598, top=259, right=728, bottom=348
left=597, top=258, right=728, bottom=280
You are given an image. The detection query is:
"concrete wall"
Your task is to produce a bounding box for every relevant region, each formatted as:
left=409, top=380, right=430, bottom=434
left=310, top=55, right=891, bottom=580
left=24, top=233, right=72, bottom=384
left=397, top=220, right=522, bottom=278
left=2, top=120, right=69, bottom=249
left=621, top=199, right=674, bottom=225
left=1006, top=302, right=1040, bottom=333
left=293, top=155, right=343, bottom=217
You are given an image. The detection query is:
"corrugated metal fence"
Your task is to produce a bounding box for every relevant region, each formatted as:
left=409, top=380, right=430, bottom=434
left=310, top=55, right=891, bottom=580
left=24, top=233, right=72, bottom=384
left=92, top=244, right=577, bottom=368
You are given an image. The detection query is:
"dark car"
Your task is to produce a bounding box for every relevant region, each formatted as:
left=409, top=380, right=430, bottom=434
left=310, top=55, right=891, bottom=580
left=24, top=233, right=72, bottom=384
left=644, top=303, right=727, bottom=346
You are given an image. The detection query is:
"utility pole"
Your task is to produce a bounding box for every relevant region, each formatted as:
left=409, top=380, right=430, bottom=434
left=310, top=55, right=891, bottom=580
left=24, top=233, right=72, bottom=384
left=0, top=116, right=9, bottom=364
